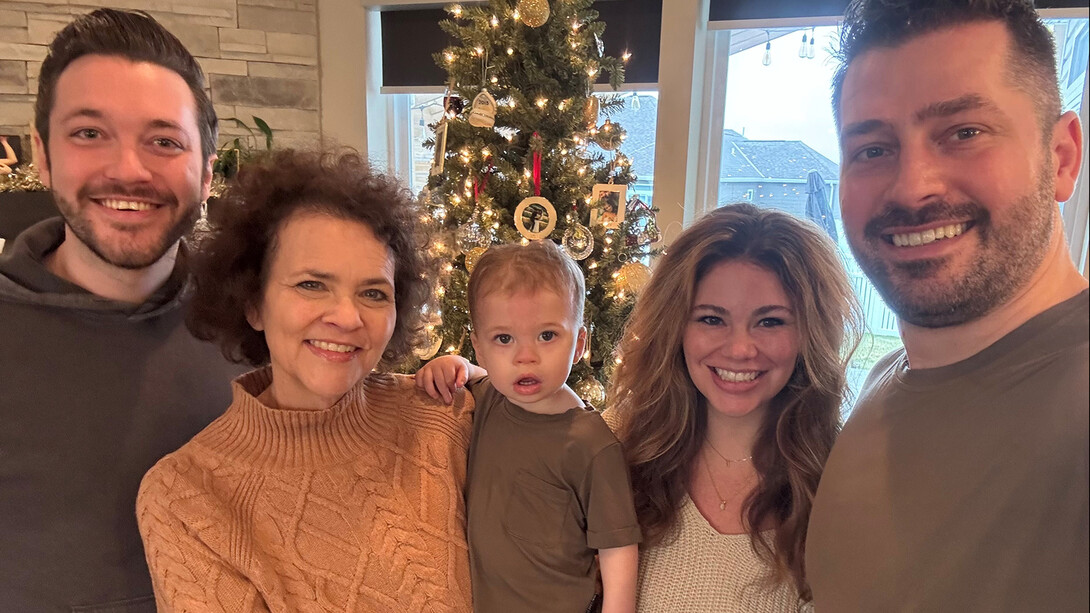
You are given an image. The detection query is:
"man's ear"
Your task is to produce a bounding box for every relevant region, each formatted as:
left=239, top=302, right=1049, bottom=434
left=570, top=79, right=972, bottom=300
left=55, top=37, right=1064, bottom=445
left=245, top=301, right=264, bottom=332
left=32, top=129, right=50, bottom=188
left=1050, top=110, right=1083, bottom=203
left=573, top=325, right=587, bottom=366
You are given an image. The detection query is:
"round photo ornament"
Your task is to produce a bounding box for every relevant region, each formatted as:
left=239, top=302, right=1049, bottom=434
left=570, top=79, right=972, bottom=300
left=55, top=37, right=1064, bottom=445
left=514, top=196, right=557, bottom=241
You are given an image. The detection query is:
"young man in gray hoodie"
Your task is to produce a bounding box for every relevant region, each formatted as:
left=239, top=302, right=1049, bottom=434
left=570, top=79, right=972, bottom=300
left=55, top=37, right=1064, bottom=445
left=0, top=10, right=241, bottom=611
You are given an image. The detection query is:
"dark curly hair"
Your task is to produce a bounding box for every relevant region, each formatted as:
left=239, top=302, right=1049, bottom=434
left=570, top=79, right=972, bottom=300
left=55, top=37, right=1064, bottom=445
left=186, top=148, right=436, bottom=370
left=832, top=0, right=1060, bottom=132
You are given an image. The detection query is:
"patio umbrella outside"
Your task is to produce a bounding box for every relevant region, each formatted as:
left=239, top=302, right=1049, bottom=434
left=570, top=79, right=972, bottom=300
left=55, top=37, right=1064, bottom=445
left=806, top=170, right=838, bottom=242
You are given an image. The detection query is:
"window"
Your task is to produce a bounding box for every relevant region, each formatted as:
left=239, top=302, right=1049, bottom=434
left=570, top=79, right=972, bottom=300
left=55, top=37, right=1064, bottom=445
left=407, top=92, right=446, bottom=193
left=393, top=90, right=660, bottom=206
left=591, top=90, right=660, bottom=207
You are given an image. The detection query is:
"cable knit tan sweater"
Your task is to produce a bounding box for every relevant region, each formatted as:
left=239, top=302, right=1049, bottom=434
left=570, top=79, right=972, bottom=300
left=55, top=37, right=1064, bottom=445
left=137, top=368, right=474, bottom=612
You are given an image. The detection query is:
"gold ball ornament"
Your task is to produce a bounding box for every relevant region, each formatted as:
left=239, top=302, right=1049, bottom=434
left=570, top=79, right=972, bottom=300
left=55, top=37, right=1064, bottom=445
left=594, top=120, right=626, bottom=151
left=574, top=376, right=606, bottom=409
left=615, top=262, right=653, bottom=295
left=464, top=246, right=488, bottom=274
left=517, top=0, right=550, bottom=28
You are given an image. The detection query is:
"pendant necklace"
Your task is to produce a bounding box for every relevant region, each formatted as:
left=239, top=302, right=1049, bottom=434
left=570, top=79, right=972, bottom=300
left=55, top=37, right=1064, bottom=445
left=702, top=450, right=732, bottom=511
left=702, top=440, right=754, bottom=511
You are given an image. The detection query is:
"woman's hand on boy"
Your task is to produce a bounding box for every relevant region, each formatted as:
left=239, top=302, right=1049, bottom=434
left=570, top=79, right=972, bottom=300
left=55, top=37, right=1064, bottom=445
left=415, top=355, right=480, bottom=404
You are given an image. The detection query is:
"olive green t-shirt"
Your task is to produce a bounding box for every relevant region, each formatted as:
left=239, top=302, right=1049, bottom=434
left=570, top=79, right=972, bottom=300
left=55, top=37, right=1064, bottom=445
left=465, top=378, right=641, bottom=613
left=807, top=290, right=1089, bottom=611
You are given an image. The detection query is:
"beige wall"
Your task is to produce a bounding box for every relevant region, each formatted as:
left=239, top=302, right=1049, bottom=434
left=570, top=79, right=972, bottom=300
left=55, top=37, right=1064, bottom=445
left=0, top=0, right=323, bottom=154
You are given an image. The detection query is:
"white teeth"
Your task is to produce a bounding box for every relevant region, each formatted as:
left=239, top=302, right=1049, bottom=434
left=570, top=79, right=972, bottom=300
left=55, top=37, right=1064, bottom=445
left=713, top=368, right=759, bottom=383
left=310, top=340, right=357, bottom=353
left=891, top=223, right=966, bottom=247
left=101, top=199, right=154, bottom=211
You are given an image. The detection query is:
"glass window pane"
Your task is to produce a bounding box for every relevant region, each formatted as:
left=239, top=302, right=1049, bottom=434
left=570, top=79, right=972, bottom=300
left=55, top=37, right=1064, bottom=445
left=1046, top=18, right=1089, bottom=116
left=1045, top=18, right=1089, bottom=219
left=408, top=91, right=660, bottom=207
left=408, top=93, right=446, bottom=193
left=591, top=90, right=660, bottom=206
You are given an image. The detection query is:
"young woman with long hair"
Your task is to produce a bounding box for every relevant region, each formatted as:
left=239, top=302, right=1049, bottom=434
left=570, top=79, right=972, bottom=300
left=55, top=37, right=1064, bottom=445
left=607, top=203, right=862, bottom=611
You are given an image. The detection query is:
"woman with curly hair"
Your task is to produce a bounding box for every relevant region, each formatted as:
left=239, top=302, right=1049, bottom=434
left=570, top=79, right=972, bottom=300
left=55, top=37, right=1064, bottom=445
left=606, top=203, right=861, bottom=612
left=137, top=148, right=472, bottom=612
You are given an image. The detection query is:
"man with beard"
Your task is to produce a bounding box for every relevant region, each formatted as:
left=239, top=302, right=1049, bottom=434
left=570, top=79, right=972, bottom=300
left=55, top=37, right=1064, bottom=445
left=806, top=0, right=1088, bottom=610
left=0, top=10, right=241, bottom=611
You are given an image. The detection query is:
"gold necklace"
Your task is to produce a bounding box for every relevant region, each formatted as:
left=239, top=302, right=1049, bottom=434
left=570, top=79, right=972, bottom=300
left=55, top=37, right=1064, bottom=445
left=702, top=450, right=732, bottom=511
left=706, top=438, right=752, bottom=465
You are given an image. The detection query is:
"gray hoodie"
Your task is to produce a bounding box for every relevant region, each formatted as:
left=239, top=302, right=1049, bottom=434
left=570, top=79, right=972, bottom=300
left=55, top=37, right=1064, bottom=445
left=0, top=218, right=242, bottom=612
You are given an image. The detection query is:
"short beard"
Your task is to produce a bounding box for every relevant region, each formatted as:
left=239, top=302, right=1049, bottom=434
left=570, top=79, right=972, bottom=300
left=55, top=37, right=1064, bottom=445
left=56, top=182, right=199, bottom=270
left=850, top=168, right=1055, bottom=328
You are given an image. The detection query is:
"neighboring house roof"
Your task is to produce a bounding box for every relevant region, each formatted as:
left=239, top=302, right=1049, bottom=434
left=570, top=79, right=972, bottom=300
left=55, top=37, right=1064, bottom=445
left=721, top=129, right=840, bottom=181
left=600, top=100, right=840, bottom=185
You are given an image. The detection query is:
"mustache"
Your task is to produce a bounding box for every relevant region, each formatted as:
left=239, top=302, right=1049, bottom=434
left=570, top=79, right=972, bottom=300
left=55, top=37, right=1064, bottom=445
left=76, top=180, right=177, bottom=206
left=864, top=201, right=986, bottom=238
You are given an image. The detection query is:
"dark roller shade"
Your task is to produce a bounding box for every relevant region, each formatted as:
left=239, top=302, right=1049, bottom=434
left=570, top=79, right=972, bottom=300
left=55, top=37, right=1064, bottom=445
left=379, top=0, right=1086, bottom=88
left=595, top=0, right=662, bottom=85
left=708, top=0, right=1087, bottom=22
left=709, top=0, right=848, bottom=20
left=381, top=8, right=451, bottom=88
left=380, top=0, right=662, bottom=88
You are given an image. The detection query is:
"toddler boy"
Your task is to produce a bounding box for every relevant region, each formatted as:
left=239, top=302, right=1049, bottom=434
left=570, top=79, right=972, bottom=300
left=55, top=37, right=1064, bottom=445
left=417, top=240, right=640, bottom=613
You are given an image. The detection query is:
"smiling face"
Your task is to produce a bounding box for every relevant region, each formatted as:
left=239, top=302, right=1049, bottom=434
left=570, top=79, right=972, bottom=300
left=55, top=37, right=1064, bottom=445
left=837, top=21, right=1064, bottom=327
left=683, top=260, right=800, bottom=423
left=36, top=55, right=213, bottom=269
left=471, top=288, right=587, bottom=414
left=248, top=211, right=397, bottom=410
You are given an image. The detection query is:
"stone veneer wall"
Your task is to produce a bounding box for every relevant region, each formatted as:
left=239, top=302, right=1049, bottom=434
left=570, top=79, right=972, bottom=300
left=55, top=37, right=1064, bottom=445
left=0, top=0, right=322, bottom=157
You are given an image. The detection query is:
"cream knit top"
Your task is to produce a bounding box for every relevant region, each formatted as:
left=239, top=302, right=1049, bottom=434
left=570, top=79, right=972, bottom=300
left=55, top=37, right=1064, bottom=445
left=137, top=368, right=474, bottom=612
left=637, top=496, right=809, bottom=613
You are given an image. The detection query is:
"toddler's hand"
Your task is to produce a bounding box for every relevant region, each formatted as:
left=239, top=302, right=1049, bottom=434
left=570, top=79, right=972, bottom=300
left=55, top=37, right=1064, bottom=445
left=415, top=355, right=472, bottom=404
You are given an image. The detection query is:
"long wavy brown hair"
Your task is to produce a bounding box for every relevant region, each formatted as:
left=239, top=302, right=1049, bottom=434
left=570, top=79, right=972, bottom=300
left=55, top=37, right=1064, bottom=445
left=608, top=203, right=862, bottom=600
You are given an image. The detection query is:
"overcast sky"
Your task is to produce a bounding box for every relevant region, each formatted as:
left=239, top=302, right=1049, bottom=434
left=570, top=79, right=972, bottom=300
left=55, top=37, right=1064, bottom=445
left=724, top=26, right=842, bottom=164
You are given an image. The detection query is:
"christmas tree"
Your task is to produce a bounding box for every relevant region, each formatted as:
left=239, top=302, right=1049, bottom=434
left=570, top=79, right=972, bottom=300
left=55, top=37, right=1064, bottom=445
left=417, top=0, right=660, bottom=406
